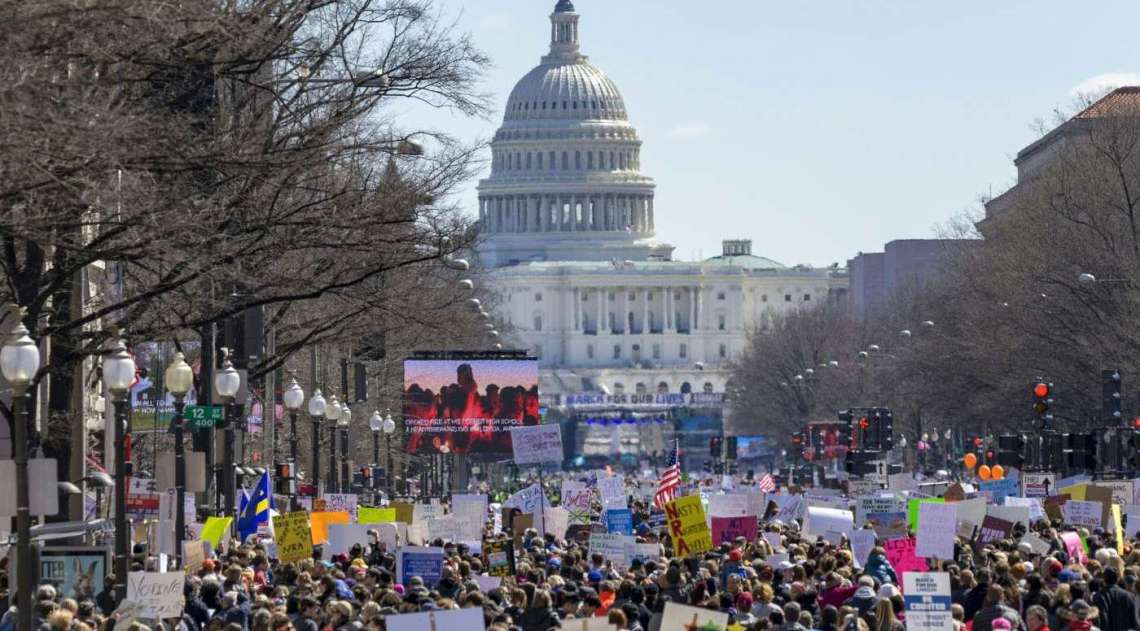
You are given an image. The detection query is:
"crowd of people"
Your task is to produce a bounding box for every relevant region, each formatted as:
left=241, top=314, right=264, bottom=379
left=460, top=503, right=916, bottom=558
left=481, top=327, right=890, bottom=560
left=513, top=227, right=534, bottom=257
left=1, top=475, right=1136, bottom=631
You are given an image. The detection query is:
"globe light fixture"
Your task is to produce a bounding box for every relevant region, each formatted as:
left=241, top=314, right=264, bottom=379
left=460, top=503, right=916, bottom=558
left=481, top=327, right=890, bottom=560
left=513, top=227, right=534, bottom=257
left=325, top=395, right=341, bottom=421
left=369, top=411, right=383, bottom=432
left=383, top=413, right=396, bottom=434
left=164, top=352, right=194, bottom=396
left=1, top=317, right=40, bottom=386
left=283, top=378, right=305, bottom=411
left=307, top=388, right=327, bottom=417
left=214, top=353, right=241, bottom=400
left=102, top=340, right=136, bottom=395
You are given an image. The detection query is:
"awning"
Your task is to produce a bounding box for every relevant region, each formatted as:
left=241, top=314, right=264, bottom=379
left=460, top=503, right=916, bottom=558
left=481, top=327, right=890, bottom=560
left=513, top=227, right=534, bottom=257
left=5, top=518, right=115, bottom=545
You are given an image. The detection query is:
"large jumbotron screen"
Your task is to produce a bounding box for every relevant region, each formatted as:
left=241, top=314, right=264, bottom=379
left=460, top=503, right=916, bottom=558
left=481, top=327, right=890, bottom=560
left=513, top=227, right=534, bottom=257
left=403, top=355, right=540, bottom=455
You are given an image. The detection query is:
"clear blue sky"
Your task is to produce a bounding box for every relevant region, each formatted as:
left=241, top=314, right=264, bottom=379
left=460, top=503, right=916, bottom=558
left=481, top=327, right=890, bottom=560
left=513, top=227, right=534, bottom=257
left=399, top=0, right=1140, bottom=267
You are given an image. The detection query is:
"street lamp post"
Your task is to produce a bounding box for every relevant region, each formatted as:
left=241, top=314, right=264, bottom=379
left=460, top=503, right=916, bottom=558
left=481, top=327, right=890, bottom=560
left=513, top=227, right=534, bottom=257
left=164, top=352, right=194, bottom=567
left=383, top=412, right=396, bottom=499
left=324, top=395, right=340, bottom=492
left=101, top=339, right=136, bottom=605
left=339, top=403, right=351, bottom=494
left=369, top=412, right=382, bottom=503
left=213, top=350, right=242, bottom=526
left=2, top=307, right=40, bottom=631
left=283, top=377, right=305, bottom=509
left=307, top=389, right=326, bottom=497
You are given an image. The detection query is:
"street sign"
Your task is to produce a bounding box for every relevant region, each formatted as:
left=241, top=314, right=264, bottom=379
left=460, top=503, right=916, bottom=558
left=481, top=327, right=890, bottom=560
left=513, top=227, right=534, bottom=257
left=184, top=405, right=224, bottom=429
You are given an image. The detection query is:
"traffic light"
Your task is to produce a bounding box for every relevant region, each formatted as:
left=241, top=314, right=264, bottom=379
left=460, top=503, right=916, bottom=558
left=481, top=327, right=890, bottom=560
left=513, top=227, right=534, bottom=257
left=1103, top=370, right=1122, bottom=424
left=857, top=415, right=870, bottom=449
left=996, top=435, right=1025, bottom=468
left=837, top=410, right=853, bottom=447
left=709, top=436, right=723, bottom=458
left=1032, top=380, right=1054, bottom=430
left=1063, top=432, right=1096, bottom=473
left=274, top=461, right=294, bottom=495
left=725, top=436, right=738, bottom=460
left=879, top=409, right=894, bottom=450
left=1126, top=431, right=1140, bottom=472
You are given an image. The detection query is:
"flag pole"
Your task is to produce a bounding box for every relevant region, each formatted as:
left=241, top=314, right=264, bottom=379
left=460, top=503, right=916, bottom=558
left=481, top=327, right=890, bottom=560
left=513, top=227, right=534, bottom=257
left=537, top=465, right=546, bottom=539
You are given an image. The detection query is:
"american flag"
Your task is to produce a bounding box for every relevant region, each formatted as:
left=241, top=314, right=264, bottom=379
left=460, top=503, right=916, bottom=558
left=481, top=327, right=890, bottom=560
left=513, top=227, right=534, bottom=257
left=653, top=439, right=682, bottom=508
left=756, top=473, right=776, bottom=494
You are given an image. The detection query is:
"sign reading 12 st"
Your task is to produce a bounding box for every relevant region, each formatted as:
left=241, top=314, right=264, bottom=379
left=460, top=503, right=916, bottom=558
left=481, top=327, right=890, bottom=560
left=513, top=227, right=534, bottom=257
left=183, top=405, right=224, bottom=428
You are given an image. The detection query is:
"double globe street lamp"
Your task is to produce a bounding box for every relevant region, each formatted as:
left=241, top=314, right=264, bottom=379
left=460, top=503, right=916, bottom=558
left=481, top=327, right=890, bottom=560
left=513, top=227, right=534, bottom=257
left=307, top=389, right=326, bottom=497
left=339, top=402, right=352, bottom=493
left=283, top=377, right=305, bottom=508
left=324, top=395, right=340, bottom=492
left=101, top=339, right=136, bottom=604
left=213, top=350, right=242, bottom=525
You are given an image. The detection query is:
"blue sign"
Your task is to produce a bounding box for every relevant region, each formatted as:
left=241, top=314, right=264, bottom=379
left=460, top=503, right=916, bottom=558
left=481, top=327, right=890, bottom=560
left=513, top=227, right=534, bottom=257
left=979, top=474, right=1020, bottom=504
left=1055, top=474, right=1091, bottom=490
left=397, top=547, right=445, bottom=586
left=604, top=509, right=633, bottom=535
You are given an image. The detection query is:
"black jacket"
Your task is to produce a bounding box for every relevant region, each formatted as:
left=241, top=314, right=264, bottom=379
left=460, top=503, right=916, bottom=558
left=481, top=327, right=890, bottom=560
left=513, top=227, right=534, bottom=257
left=517, top=607, right=561, bottom=631
left=1093, top=586, right=1140, bottom=631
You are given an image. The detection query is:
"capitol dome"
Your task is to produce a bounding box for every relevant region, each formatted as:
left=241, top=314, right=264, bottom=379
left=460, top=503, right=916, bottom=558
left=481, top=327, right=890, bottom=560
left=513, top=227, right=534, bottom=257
left=477, top=1, right=673, bottom=267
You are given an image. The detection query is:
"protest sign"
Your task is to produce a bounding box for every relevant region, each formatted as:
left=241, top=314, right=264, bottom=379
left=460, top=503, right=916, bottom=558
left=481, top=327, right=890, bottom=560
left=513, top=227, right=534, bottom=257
left=561, top=481, right=593, bottom=525
left=660, top=602, right=729, bottom=631
left=182, top=541, right=205, bottom=574
left=504, top=484, right=548, bottom=515
left=974, top=516, right=1014, bottom=551
left=483, top=539, right=516, bottom=576
left=953, top=498, right=988, bottom=538
left=473, top=574, right=501, bottom=593
left=710, top=516, right=758, bottom=545
left=708, top=494, right=749, bottom=517
left=883, top=537, right=927, bottom=581
left=1004, top=496, right=1045, bottom=522
left=199, top=517, right=232, bottom=550
left=127, top=571, right=185, bottom=619
left=856, top=495, right=903, bottom=525
left=588, top=533, right=633, bottom=568
left=310, top=511, right=350, bottom=545
left=907, top=498, right=944, bottom=531
left=1062, top=500, right=1103, bottom=528
left=851, top=530, right=876, bottom=568
left=272, top=512, right=313, bottom=563
left=598, top=476, right=627, bottom=509
left=38, top=548, right=108, bottom=601
left=374, top=522, right=404, bottom=551
left=765, top=494, right=804, bottom=523
left=1060, top=531, right=1088, bottom=564
left=986, top=504, right=1031, bottom=528
left=358, top=507, right=396, bottom=524
left=559, top=620, right=616, bottom=631
left=804, top=506, right=853, bottom=544
left=915, top=502, right=957, bottom=560
left=903, top=572, right=953, bottom=631
left=604, top=508, right=633, bottom=535
left=628, top=542, right=661, bottom=564
left=978, top=476, right=1019, bottom=504
left=762, top=531, right=783, bottom=551
left=321, top=493, right=358, bottom=516
left=386, top=606, right=485, bottom=631
left=543, top=506, right=570, bottom=539
left=665, top=495, right=713, bottom=557
left=1113, top=504, right=1124, bottom=553
left=391, top=502, right=414, bottom=523
left=413, top=503, right=444, bottom=522
left=426, top=515, right=461, bottom=542
left=396, top=546, right=445, bottom=586
left=510, top=425, right=564, bottom=465
left=327, top=523, right=371, bottom=556
left=1020, top=533, right=1051, bottom=556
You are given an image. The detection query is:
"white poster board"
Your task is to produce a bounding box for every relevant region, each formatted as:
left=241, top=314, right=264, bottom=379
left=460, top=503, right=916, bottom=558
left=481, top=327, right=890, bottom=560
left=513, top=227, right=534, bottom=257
left=126, top=571, right=185, bottom=619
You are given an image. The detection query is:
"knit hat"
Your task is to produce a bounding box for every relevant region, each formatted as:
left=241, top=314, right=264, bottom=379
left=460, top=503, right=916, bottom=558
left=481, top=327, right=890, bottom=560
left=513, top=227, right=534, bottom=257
left=992, top=619, right=1012, bottom=630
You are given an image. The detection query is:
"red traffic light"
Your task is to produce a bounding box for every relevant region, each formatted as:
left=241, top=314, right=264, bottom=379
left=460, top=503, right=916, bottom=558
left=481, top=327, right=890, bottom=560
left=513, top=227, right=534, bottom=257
left=1134, top=418, right=1140, bottom=429
left=1033, top=382, right=1050, bottom=398
left=858, top=417, right=870, bottom=429
left=973, top=437, right=983, bottom=448
left=792, top=434, right=803, bottom=446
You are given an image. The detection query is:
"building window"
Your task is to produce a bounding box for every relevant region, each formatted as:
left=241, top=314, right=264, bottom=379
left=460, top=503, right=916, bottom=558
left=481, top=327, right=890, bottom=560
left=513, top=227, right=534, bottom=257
left=587, top=344, right=594, bottom=359
left=526, top=152, right=532, bottom=170
left=635, top=383, right=647, bottom=395
left=581, top=292, right=588, bottom=301
left=609, top=292, right=615, bottom=301
left=575, top=151, right=582, bottom=169
left=535, top=292, right=543, bottom=302
left=761, top=294, right=768, bottom=303
left=679, top=343, right=688, bottom=359
left=613, top=345, right=621, bottom=359
left=562, top=152, right=568, bottom=169
left=804, top=293, right=811, bottom=301
left=652, top=344, right=661, bottom=359
left=647, top=292, right=654, bottom=300
left=613, top=382, right=624, bottom=395
left=784, top=294, right=792, bottom=302
left=718, top=344, right=727, bottom=358
left=657, top=381, right=669, bottom=394
left=628, top=312, right=635, bottom=331
left=537, top=152, right=543, bottom=169
left=717, top=292, right=726, bottom=301
left=549, top=151, right=556, bottom=169
left=587, top=152, right=594, bottom=169
left=609, top=312, right=616, bottom=331
left=535, top=344, right=543, bottom=358
left=674, top=291, right=681, bottom=300
left=628, top=292, right=635, bottom=301
left=680, top=382, right=692, bottom=394
left=534, top=315, right=543, bottom=331
left=703, top=382, right=715, bottom=394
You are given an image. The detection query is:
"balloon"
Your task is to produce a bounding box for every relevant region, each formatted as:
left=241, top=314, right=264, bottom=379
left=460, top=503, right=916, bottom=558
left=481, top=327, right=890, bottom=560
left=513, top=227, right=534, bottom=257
left=992, top=465, right=1005, bottom=480
left=978, top=464, right=992, bottom=480
left=963, top=453, right=978, bottom=469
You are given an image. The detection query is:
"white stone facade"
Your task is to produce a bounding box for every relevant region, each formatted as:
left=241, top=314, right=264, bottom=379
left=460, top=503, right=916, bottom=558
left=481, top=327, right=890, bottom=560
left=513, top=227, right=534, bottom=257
left=478, top=2, right=846, bottom=413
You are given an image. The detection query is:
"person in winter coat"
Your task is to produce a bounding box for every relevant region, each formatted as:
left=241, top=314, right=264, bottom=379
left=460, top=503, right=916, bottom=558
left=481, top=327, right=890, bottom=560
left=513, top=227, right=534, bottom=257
left=1058, top=600, right=1102, bottom=631
left=862, top=548, right=898, bottom=586
left=844, top=578, right=879, bottom=618
left=1091, top=569, right=1140, bottom=631
left=517, top=590, right=562, bottom=631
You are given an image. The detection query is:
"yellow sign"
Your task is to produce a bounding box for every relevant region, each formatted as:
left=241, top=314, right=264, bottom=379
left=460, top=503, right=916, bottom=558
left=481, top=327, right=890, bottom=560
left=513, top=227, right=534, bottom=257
left=310, top=511, right=350, bottom=545
left=1113, top=504, right=1124, bottom=555
left=664, top=495, right=713, bottom=557
left=273, top=511, right=314, bottom=563
left=392, top=502, right=414, bottom=524
left=358, top=507, right=396, bottom=524
left=200, top=517, right=232, bottom=549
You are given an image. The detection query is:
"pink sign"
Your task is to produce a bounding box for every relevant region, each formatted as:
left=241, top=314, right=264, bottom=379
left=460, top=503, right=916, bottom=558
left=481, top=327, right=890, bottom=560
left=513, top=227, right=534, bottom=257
left=1060, top=531, right=1088, bottom=564
left=883, top=536, right=928, bottom=590
left=711, top=516, right=758, bottom=545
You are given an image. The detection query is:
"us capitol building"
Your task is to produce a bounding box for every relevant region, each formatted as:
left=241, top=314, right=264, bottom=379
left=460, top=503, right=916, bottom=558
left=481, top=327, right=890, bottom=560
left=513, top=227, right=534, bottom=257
left=477, top=1, right=846, bottom=465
